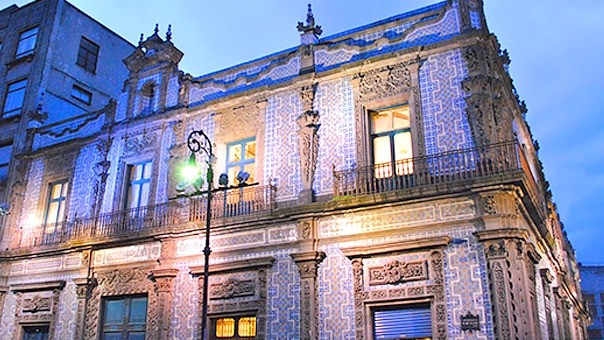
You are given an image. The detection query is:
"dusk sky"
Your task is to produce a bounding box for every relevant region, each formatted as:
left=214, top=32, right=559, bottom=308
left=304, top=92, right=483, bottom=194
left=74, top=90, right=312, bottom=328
left=9, top=0, right=604, bottom=264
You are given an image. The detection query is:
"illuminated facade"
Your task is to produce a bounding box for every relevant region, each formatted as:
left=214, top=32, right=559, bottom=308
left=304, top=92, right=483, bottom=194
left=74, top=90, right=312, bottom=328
left=0, top=0, right=590, bottom=339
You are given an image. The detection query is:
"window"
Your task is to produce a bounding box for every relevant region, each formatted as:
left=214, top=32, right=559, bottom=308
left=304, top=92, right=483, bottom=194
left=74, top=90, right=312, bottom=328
left=101, top=295, right=147, bottom=340
left=139, top=82, right=155, bottom=115
left=370, top=105, right=413, bottom=177
left=226, top=138, right=256, bottom=185
left=16, top=26, right=39, bottom=59
left=3, top=79, right=27, bottom=117
left=76, top=36, right=99, bottom=72
left=21, top=325, right=49, bottom=340
left=44, top=180, right=68, bottom=229
left=71, top=85, right=92, bottom=105
left=126, top=161, right=152, bottom=210
left=372, top=304, right=431, bottom=340
left=213, top=315, right=257, bottom=339
left=0, top=142, right=12, bottom=181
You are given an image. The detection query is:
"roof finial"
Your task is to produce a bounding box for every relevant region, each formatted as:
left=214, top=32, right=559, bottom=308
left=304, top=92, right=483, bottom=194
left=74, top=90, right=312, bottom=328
left=297, top=4, right=322, bottom=36
left=166, top=24, right=172, bottom=42
left=154, top=23, right=159, bottom=35
left=138, top=33, right=144, bottom=47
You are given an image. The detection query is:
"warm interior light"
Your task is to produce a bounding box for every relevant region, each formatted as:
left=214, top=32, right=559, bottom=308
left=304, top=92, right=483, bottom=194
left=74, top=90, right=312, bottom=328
left=181, top=153, right=200, bottom=183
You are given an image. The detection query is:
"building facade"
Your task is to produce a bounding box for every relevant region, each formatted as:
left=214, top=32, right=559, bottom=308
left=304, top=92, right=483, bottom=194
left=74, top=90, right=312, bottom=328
left=0, top=0, right=135, bottom=224
left=581, top=266, right=604, bottom=339
left=0, top=0, right=590, bottom=339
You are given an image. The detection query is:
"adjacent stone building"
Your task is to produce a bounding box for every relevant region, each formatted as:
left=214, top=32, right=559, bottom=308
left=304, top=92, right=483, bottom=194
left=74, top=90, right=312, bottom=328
left=0, top=0, right=590, bottom=339
left=581, top=266, right=604, bottom=339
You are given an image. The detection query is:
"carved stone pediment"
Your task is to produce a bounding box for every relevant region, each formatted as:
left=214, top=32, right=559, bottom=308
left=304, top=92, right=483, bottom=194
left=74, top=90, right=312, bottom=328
left=356, top=62, right=413, bottom=101
left=368, top=260, right=427, bottom=286
left=210, top=278, right=255, bottom=299
left=22, top=295, right=51, bottom=313
left=123, top=130, right=159, bottom=155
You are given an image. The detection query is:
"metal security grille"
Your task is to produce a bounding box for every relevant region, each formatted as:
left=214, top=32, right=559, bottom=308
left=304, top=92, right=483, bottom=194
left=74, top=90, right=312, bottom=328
left=373, top=305, right=432, bottom=340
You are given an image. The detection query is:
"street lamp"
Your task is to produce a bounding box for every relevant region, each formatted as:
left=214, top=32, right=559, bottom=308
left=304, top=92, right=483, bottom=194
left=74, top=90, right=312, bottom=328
left=181, top=129, right=214, bottom=340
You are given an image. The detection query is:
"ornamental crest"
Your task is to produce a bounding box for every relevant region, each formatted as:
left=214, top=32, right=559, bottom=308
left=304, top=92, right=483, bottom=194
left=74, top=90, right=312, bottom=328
left=368, top=260, right=427, bottom=286
left=210, top=278, right=255, bottom=299
left=22, top=295, right=52, bottom=313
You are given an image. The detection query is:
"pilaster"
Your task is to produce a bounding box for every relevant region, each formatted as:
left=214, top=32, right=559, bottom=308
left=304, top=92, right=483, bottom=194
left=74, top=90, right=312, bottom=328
left=73, top=277, right=95, bottom=340
left=151, top=268, right=179, bottom=340
left=291, top=251, right=326, bottom=340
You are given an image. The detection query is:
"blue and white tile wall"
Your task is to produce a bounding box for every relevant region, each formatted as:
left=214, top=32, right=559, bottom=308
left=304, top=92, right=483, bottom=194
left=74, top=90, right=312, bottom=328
left=313, top=78, right=356, bottom=196
left=155, top=126, right=174, bottom=204
left=166, top=76, right=180, bottom=108
left=267, top=254, right=300, bottom=340
left=68, top=143, right=100, bottom=219
left=264, top=91, right=302, bottom=201
left=419, top=49, right=473, bottom=155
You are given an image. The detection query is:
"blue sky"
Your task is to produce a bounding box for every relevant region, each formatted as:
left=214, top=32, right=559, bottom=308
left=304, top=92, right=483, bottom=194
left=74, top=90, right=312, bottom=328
left=10, top=0, right=604, bottom=264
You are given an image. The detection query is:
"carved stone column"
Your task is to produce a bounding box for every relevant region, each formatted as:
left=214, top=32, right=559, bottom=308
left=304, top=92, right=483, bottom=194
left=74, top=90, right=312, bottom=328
left=475, top=229, right=541, bottom=340
left=297, top=84, right=320, bottom=204
left=151, top=268, right=179, bottom=340
left=0, top=285, right=8, bottom=320
left=291, top=251, right=325, bottom=340
left=73, top=278, right=95, bottom=340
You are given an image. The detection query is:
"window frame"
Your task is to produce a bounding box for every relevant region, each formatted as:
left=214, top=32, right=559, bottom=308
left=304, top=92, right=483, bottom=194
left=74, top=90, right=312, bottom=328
left=15, top=26, right=39, bottom=59
left=124, top=160, right=153, bottom=211
left=100, top=295, right=148, bottom=340
left=43, top=179, right=69, bottom=228
left=76, top=36, right=99, bottom=73
left=211, top=313, right=258, bottom=339
left=3, top=78, right=28, bottom=118
left=0, top=141, right=12, bottom=182
left=20, top=323, right=50, bottom=340
left=71, top=84, right=92, bottom=105
left=226, top=137, right=256, bottom=186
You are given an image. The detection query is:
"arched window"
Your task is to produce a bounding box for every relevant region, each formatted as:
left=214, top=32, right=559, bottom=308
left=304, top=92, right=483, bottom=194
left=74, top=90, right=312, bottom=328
left=140, top=82, right=155, bottom=115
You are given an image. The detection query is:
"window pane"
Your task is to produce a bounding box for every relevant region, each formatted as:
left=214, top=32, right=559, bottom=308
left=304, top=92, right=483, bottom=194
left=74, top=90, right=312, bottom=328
left=227, top=166, right=239, bottom=186
left=216, top=318, right=235, bottom=338
left=127, top=333, right=146, bottom=340
left=46, top=200, right=59, bottom=225
left=102, top=333, right=122, bottom=340
left=104, top=300, right=125, bottom=324
left=143, top=162, right=152, bottom=178
left=245, top=141, right=256, bottom=160
left=243, top=163, right=255, bottom=183
left=392, top=106, right=411, bottom=129
left=394, top=132, right=413, bottom=161
left=129, top=297, right=148, bottom=323
left=371, top=112, right=390, bottom=134
left=0, top=143, right=12, bottom=164
left=238, top=317, right=257, bottom=337
left=228, top=144, right=242, bottom=162
left=4, top=79, right=27, bottom=116
left=16, top=27, right=39, bottom=57
left=139, top=183, right=150, bottom=208
left=373, top=136, right=392, bottom=165
left=128, top=185, right=140, bottom=209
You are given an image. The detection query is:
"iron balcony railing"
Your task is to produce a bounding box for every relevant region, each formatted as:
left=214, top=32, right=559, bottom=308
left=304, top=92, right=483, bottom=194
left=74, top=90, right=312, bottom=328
left=189, top=184, right=276, bottom=223
left=16, top=184, right=276, bottom=249
left=333, top=141, right=541, bottom=199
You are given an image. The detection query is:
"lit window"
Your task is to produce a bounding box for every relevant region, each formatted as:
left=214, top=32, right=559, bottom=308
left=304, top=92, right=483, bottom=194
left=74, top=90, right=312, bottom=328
left=71, top=85, right=92, bottom=105
left=126, top=161, right=152, bottom=210
left=0, top=142, right=12, bottom=181
left=21, top=324, right=49, bottom=340
left=3, top=79, right=27, bottom=117
left=370, top=105, right=413, bottom=177
left=101, top=295, right=147, bottom=340
left=139, top=82, right=155, bottom=115
left=373, top=304, right=431, bottom=340
left=44, top=180, right=69, bottom=229
left=76, top=36, right=99, bottom=73
left=214, top=315, right=257, bottom=339
left=226, top=138, right=256, bottom=185
left=16, top=26, right=39, bottom=59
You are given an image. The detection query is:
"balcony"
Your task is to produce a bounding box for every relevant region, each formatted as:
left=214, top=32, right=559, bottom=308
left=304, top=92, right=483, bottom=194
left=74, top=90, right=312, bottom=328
left=333, top=141, right=541, bottom=200
left=15, top=184, right=275, bottom=249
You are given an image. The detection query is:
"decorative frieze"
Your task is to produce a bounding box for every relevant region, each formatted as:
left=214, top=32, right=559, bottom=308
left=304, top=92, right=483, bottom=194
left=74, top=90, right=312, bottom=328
left=210, top=278, right=255, bottom=300
left=367, top=260, right=427, bottom=286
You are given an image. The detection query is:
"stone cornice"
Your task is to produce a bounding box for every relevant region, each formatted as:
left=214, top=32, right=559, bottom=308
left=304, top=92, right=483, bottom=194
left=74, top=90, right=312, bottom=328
left=12, top=280, right=66, bottom=292
left=474, top=228, right=528, bottom=242
left=342, top=236, right=450, bottom=258
left=189, top=256, right=275, bottom=276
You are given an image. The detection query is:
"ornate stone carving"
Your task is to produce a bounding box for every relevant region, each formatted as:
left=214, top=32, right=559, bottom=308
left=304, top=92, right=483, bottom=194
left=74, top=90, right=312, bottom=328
left=486, top=241, right=507, bottom=258
left=210, top=278, right=255, bottom=299
left=46, top=151, right=76, bottom=175
left=483, top=194, right=497, bottom=214
left=356, top=62, right=413, bottom=101
left=22, top=295, right=51, bottom=313
left=368, top=260, right=427, bottom=286
left=217, top=102, right=260, bottom=142
left=291, top=251, right=325, bottom=340
left=297, top=85, right=320, bottom=199
left=123, top=130, right=159, bottom=155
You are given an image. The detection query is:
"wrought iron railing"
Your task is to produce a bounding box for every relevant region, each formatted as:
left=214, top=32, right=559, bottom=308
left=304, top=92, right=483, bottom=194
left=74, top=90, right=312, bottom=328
left=15, top=184, right=276, bottom=249
left=189, top=184, right=276, bottom=222
left=333, top=141, right=541, bottom=198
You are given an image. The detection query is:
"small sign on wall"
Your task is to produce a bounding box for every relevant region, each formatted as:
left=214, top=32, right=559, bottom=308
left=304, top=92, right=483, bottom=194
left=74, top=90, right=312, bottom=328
left=461, top=311, right=480, bottom=331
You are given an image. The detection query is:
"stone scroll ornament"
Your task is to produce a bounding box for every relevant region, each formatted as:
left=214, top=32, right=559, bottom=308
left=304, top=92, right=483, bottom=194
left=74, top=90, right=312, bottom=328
left=297, top=84, right=320, bottom=193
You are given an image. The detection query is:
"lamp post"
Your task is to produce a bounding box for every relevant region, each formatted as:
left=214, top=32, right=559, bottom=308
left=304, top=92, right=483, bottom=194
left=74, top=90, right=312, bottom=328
left=183, top=129, right=214, bottom=340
